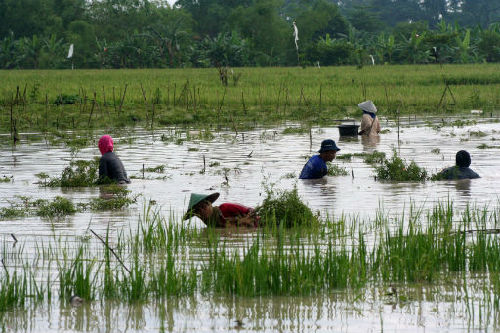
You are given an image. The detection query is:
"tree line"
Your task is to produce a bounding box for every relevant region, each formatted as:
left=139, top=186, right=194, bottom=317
left=0, top=0, right=499, bottom=69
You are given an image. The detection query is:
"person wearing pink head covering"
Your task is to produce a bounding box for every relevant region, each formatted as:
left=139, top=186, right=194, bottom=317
left=98, top=135, right=130, bottom=184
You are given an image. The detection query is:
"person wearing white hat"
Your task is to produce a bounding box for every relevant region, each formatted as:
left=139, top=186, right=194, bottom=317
left=358, top=100, right=381, bottom=136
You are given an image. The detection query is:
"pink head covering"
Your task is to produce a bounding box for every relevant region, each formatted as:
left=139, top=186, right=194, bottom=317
left=98, top=135, right=114, bottom=155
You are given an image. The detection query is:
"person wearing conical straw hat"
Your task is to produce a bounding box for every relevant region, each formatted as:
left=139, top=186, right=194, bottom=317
left=183, top=192, right=259, bottom=228
left=358, top=100, right=381, bottom=136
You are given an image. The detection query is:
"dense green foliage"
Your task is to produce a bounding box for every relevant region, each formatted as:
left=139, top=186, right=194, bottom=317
left=0, top=0, right=498, bottom=69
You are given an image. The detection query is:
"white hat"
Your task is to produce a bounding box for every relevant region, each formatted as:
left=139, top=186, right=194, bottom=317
left=358, top=100, right=377, bottom=113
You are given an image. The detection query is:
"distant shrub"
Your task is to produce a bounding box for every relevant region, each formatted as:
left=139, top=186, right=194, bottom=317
left=54, top=94, right=80, bottom=105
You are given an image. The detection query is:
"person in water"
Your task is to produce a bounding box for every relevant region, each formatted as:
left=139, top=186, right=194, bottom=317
left=299, top=139, right=341, bottom=179
left=435, top=150, right=480, bottom=180
left=358, top=100, right=381, bottom=136
left=183, top=192, right=259, bottom=228
left=98, top=135, right=130, bottom=184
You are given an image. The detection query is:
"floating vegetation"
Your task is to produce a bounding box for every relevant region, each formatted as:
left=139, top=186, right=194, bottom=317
left=144, top=165, right=166, bottom=173
left=375, top=151, right=428, bottom=181
left=0, top=206, right=26, bottom=219
left=255, top=187, right=319, bottom=228
left=431, top=148, right=440, bottom=154
left=469, top=130, right=488, bottom=137
left=335, top=151, right=385, bottom=164
left=380, top=129, right=391, bottom=134
left=0, top=175, right=12, bottom=183
left=282, top=172, right=296, bottom=179
left=209, top=161, right=220, bottom=167
left=477, top=144, right=500, bottom=149
left=326, top=163, right=349, bottom=176
left=282, top=127, right=309, bottom=134
left=187, top=147, right=199, bottom=152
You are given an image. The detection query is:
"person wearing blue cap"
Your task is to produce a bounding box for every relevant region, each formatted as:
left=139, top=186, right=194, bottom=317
left=435, top=150, right=480, bottom=180
left=299, top=139, right=341, bottom=179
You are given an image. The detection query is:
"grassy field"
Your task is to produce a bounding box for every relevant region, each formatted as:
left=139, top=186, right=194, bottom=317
left=0, top=64, right=499, bottom=134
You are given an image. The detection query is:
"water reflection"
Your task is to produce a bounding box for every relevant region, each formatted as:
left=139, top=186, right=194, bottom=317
left=360, top=134, right=380, bottom=149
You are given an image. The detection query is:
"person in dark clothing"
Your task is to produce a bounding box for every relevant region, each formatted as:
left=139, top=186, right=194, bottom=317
left=183, top=192, right=259, bottom=228
left=299, top=139, right=341, bottom=179
left=435, top=150, right=480, bottom=180
left=98, top=135, right=130, bottom=184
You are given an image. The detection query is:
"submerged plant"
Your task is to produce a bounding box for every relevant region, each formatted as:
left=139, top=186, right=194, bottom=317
left=375, top=151, right=428, bottom=181
left=255, top=186, right=318, bottom=228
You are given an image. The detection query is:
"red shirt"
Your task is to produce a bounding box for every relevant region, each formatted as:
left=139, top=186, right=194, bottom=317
left=219, top=203, right=251, bottom=218
left=218, top=203, right=260, bottom=227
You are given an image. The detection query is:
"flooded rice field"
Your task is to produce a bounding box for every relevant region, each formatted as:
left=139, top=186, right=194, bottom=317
left=1, top=115, right=500, bottom=332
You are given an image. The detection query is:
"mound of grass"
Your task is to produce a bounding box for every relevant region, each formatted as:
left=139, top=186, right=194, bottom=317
left=375, top=151, right=428, bottom=181
left=255, top=187, right=318, bottom=228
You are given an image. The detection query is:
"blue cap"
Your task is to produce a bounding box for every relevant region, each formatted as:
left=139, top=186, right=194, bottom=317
left=318, top=139, right=340, bottom=153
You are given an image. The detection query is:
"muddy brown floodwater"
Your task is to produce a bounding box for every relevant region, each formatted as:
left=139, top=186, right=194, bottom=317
left=0, top=115, right=499, bottom=331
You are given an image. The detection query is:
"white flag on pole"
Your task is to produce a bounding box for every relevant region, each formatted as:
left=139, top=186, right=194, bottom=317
left=67, top=44, right=74, bottom=59
left=292, top=21, right=299, bottom=51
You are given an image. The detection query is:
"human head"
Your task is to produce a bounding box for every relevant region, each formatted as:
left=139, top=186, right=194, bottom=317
left=456, top=150, right=471, bottom=168
left=183, top=192, right=220, bottom=220
left=318, top=139, right=340, bottom=162
left=98, top=135, right=114, bottom=155
left=358, top=100, right=377, bottom=114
